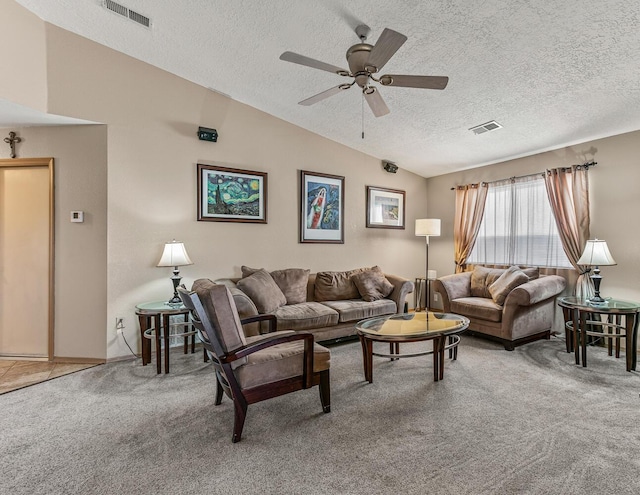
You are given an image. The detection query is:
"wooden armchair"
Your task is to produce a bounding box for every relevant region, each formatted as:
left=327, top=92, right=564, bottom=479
left=178, top=282, right=331, bottom=443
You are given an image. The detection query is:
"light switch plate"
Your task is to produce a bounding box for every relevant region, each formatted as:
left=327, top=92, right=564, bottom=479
left=70, top=211, right=84, bottom=223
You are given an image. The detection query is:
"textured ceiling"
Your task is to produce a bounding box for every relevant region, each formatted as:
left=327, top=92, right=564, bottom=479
left=12, top=0, right=640, bottom=178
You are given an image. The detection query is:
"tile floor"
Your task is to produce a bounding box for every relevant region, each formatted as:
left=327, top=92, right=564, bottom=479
left=0, top=360, right=98, bottom=394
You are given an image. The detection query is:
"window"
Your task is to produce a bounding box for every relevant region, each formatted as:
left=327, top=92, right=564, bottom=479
left=468, top=176, right=572, bottom=268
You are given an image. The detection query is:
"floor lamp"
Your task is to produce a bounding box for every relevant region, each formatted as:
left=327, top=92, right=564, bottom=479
left=415, top=219, right=441, bottom=311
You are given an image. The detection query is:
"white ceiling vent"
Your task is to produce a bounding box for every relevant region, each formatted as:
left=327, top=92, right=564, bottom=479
left=469, top=120, right=502, bottom=135
left=103, top=1, right=151, bottom=28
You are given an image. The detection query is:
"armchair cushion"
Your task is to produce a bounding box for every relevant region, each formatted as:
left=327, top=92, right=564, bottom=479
left=192, top=280, right=247, bottom=366
left=470, top=266, right=504, bottom=298
left=450, top=297, right=503, bottom=322
left=352, top=266, right=394, bottom=302
left=488, top=266, right=529, bottom=305
left=237, top=269, right=287, bottom=313
left=234, top=338, right=331, bottom=389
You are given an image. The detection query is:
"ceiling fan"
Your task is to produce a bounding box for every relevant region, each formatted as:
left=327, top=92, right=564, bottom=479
left=279, top=25, right=449, bottom=117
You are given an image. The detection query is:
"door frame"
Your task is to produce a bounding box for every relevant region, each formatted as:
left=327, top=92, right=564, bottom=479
left=0, top=157, right=55, bottom=360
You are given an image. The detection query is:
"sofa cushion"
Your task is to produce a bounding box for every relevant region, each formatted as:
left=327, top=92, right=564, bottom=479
left=272, top=302, right=339, bottom=331
left=352, top=266, right=394, bottom=302
left=236, top=269, right=287, bottom=313
left=450, top=297, right=503, bottom=323
left=489, top=266, right=529, bottom=305
left=521, top=267, right=540, bottom=280
left=470, top=266, right=505, bottom=298
left=271, top=268, right=310, bottom=305
left=314, top=268, right=369, bottom=301
left=234, top=338, right=330, bottom=389
left=320, top=299, right=397, bottom=323
left=241, top=266, right=310, bottom=305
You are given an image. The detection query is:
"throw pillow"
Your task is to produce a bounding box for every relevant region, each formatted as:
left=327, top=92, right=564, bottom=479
left=241, top=266, right=310, bottom=305
left=470, top=266, right=505, bottom=298
left=270, top=268, right=310, bottom=305
left=521, top=266, right=540, bottom=280
left=352, top=266, right=394, bottom=302
left=236, top=269, right=286, bottom=313
left=488, top=266, right=529, bottom=306
left=314, top=267, right=369, bottom=301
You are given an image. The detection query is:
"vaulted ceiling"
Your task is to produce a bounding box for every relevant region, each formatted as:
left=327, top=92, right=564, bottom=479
left=11, top=0, right=640, bottom=177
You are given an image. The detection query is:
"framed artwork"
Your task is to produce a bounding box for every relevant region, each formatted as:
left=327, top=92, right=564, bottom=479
left=197, top=164, right=267, bottom=223
left=300, top=170, right=345, bottom=243
left=366, top=186, right=405, bottom=229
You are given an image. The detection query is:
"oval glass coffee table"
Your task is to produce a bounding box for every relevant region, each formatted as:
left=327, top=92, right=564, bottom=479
left=356, top=312, right=469, bottom=383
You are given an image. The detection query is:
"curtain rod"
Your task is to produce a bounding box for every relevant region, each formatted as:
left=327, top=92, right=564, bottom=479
left=450, top=160, right=597, bottom=190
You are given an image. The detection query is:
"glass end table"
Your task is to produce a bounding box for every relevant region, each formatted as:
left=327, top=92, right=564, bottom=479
left=557, top=296, right=639, bottom=371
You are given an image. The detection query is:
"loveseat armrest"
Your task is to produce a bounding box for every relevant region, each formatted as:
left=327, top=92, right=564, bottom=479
left=504, top=275, right=566, bottom=307
left=385, top=274, right=414, bottom=313
left=433, top=272, right=472, bottom=312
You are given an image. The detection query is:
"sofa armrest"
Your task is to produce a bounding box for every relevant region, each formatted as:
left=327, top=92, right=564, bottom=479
left=385, top=274, right=414, bottom=313
left=504, top=275, right=566, bottom=307
left=433, top=272, right=472, bottom=312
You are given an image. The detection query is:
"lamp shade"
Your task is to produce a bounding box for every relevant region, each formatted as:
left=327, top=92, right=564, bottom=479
left=157, top=240, right=193, bottom=267
left=577, top=239, right=616, bottom=266
left=415, top=218, right=441, bottom=237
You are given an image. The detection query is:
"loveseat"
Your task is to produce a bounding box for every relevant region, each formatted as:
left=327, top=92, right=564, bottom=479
left=433, top=266, right=566, bottom=350
left=195, top=266, right=413, bottom=343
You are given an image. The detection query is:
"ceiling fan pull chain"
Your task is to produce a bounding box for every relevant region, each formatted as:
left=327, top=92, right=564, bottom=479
left=361, top=91, right=365, bottom=139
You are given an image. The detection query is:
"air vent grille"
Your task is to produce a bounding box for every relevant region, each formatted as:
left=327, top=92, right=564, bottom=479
left=469, top=120, right=502, bottom=135
left=103, top=1, right=151, bottom=28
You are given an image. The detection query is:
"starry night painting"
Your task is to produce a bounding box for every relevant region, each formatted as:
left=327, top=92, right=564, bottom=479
left=197, top=164, right=267, bottom=223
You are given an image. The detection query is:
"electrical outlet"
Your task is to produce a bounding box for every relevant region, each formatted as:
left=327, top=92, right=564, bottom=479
left=115, top=317, right=125, bottom=330
left=434, top=293, right=440, bottom=302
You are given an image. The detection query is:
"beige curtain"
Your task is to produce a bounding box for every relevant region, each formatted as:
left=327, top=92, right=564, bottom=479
left=543, top=165, right=592, bottom=297
left=454, top=183, right=488, bottom=273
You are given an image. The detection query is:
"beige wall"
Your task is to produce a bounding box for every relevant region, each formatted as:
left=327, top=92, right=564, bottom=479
left=0, top=0, right=47, bottom=112
left=0, top=125, right=108, bottom=359
left=2, top=8, right=429, bottom=359
left=427, top=130, right=640, bottom=311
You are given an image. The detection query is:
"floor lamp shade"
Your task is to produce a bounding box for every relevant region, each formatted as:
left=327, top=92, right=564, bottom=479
left=157, top=240, right=193, bottom=304
left=415, top=219, right=441, bottom=237
left=415, top=219, right=441, bottom=311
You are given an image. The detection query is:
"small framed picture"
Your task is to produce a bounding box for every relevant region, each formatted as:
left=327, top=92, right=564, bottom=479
left=300, top=170, right=345, bottom=243
left=366, top=186, right=405, bottom=229
left=197, top=164, right=267, bottom=223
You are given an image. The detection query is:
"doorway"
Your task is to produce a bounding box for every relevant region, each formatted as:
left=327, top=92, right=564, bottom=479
left=0, top=158, right=54, bottom=360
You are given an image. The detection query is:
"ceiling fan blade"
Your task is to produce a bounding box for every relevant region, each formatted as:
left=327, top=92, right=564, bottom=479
left=280, top=51, right=348, bottom=75
left=366, top=28, right=408, bottom=72
left=299, top=85, right=348, bottom=106
left=364, top=88, right=390, bottom=117
left=380, top=74, right=449, bottom=90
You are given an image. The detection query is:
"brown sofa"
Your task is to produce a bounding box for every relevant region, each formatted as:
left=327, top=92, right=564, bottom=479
left=199, top=266, right=414, bottom=343
left=433, top=266, right=566, bottom=350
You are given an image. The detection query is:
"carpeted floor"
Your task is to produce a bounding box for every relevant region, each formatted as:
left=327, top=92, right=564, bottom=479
left=1, top=335, right=639, bottom=495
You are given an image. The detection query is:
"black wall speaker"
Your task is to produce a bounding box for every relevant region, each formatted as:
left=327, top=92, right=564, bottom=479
left=198, top=126, right=218, bottom=142
left=383, top=160, right=398, bottom=173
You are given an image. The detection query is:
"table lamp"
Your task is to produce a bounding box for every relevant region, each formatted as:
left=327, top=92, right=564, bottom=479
left=577, top=239, right=616, bottom=303
left=415, top=219, right=441, bottom=311
left=157, top=240, right=193, bottom=304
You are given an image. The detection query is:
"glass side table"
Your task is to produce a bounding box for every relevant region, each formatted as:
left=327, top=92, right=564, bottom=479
left=135, top=301, right=197, bottom=374
left=557, top=296, right=640, bottom=372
